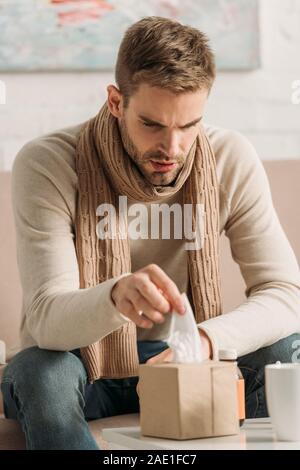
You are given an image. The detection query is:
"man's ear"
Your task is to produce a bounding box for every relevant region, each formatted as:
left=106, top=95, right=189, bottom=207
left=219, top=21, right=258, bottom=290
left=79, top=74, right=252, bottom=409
left=107, top=85, right=124, bottom=118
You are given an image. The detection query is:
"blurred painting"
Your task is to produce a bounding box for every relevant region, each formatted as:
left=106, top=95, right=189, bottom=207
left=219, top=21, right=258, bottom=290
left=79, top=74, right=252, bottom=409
left=0, top=0, right=260, bottom=71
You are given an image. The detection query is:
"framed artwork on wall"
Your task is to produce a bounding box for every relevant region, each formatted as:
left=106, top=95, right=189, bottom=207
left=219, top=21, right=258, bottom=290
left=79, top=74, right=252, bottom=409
left=0, top=0, right=260, bottom=71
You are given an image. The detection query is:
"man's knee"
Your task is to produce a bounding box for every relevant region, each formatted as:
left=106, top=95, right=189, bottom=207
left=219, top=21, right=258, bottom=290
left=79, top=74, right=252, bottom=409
left=2, top=346, right=87, bottom=399
left=236, top=334, right=300, bottom=419
left=258, top=333, right=300, bottom=365
left=238, top=333, right=300, bottom=374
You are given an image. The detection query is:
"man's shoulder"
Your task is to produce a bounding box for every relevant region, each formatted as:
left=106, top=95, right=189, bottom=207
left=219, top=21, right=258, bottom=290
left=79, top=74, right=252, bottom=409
left=204, top=123, right=258, bottom=164
left=11, top=122, right=87, bottom=205
left=203, top=123, right=262, bottom=183
left=13, top=122, right=86, bottom=174
left=204, top=123, right=270, bottom=216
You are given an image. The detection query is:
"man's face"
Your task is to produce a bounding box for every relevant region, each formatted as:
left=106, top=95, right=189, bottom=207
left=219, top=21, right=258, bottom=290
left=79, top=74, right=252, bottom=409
left=108, top=83, right=208, bottom=186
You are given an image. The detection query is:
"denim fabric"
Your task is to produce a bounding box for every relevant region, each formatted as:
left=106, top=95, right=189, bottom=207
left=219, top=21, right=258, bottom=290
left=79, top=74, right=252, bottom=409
left=0, top=340, right=168, bottom=449
left=1, top=335, right=299, bottom=449
left=238, top=333, right=300, bottom=419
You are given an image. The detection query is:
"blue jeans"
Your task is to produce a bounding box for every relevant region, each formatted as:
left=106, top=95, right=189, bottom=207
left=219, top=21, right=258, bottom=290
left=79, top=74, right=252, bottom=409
left=1, top=334, right=299, bottom=449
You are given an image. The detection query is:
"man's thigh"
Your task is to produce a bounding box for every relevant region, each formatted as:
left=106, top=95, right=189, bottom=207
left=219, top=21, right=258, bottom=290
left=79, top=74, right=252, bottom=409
left=83, top=340, right=169, bottom=420
left=83, top=376, right=140, bottom=420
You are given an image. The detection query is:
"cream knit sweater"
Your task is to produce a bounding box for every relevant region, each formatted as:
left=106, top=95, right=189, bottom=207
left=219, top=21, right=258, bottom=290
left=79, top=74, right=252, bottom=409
left=11, top=122, right=300, bottom=359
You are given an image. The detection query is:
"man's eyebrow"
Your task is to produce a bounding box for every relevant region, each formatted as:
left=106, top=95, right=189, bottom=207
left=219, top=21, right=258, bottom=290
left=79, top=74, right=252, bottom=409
left=138, top=115, right=203, bottom=129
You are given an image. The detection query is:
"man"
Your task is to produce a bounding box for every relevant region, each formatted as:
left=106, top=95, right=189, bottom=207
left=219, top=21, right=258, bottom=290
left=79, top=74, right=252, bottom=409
left=1, top=16, right=300, bottom=450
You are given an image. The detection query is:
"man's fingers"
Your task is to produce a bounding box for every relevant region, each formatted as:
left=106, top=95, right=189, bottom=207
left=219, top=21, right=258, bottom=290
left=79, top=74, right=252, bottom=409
left=135, top=275, right=171, bottom=314
left=130, top=289, right=166, bottom=324
left=112, top=264, right=186, bottom=330
left=147, top=264, right=185, bottom=314
left=120, top=298, right=153, bottom=329
left=146, top=347, right=174, bottom=365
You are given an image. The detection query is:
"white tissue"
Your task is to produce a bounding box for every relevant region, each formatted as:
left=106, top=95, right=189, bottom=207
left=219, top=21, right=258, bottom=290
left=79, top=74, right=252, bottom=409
left=0, top=340, right=6, bottom=364
left=165, top=293, right=203, bottom=363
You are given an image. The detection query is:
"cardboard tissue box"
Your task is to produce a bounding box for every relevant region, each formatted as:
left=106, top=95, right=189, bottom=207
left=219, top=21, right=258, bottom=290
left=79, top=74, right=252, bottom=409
left=139, top=360, right=239, bottom=440
left=138, top=294, right=239, bottom=440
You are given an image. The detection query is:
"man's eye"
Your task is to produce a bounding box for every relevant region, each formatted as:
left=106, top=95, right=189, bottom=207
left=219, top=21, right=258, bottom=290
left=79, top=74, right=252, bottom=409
left=182, top=124, right=198, bottom=130
left=142, top=122, right=157, bottom=128
left=141, top=122, right=197, bottom=130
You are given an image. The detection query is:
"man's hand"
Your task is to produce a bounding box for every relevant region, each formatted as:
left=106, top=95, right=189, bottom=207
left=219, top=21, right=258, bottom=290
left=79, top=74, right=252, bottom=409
left=145, top=347, right=174, bottom=365
left=111, top=264, right=186, bottom=329
left=136, top=332, right=212, bottom=397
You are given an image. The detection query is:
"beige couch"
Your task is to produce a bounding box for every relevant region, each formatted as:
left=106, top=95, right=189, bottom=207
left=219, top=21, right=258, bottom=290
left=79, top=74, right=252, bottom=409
left=1, top=161, right=299, bottom=449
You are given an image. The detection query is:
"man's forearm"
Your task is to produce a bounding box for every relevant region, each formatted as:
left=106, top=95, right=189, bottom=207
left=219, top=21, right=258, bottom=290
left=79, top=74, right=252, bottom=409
left=197, top=281, right=300, bottom=358
left=25, top=274, right=131, bottom=351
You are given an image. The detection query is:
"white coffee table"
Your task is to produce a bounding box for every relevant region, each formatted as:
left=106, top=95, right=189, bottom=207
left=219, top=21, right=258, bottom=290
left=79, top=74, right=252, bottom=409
left=102, top=417, right=300, bottom=450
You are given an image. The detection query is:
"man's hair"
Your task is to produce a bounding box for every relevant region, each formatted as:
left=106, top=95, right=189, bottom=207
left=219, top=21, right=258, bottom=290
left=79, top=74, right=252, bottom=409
left=115, top=16, right=216, bottom=107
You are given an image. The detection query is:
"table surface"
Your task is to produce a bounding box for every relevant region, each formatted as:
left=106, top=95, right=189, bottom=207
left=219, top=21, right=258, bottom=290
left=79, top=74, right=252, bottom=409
left=102, top=417, right=300, bottom=450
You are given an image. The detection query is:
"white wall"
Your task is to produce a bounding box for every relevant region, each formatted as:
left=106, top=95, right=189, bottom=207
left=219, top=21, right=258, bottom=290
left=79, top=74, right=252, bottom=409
left=0, top=0, right=299, bottom=171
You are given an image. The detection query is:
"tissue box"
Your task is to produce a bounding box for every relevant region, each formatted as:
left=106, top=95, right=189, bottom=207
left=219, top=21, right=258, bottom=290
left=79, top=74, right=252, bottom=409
left=139, top=361, right=239, bottom=440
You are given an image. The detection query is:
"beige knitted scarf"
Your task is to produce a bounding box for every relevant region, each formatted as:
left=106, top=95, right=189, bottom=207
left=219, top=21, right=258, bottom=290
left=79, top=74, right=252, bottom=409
left=75, top=102, right=222, bottom=383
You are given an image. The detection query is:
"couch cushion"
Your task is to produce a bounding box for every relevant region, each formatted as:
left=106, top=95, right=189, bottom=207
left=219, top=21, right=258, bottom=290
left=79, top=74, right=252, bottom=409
left=0, top=417, right=26, bottom=450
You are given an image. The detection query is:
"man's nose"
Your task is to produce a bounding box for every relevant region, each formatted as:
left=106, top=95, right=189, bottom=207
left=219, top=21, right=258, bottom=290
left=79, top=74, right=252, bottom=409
left=160, top=132, right=181, bottom=159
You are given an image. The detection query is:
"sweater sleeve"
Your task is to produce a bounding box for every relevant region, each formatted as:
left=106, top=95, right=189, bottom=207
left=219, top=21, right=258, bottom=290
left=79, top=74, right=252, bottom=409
left=198, top=131, right=300, bottom=358
left=12, top=139, right=131, bottom=351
